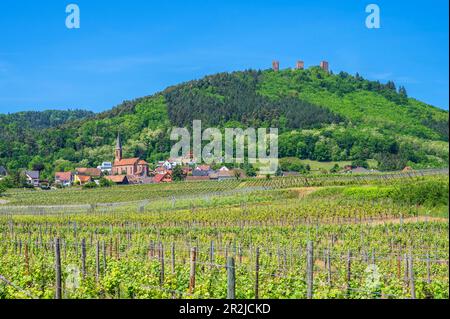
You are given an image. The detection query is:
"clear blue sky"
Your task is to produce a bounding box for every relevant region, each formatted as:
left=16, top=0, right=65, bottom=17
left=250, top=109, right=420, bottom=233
left=0, top=0, right=448, bottom=113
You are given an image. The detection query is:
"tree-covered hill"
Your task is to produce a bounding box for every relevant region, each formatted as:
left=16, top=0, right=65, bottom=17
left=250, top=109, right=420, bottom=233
left=0, top=68, right=448, bottom=179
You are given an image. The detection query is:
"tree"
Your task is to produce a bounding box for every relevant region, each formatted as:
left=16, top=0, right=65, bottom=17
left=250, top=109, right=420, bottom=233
left=399, top=86, right=408, bottom=98
left=330, top=164, right=340, bottom=173
left=352, top=159, right=369, bottom=169
left=29, top=156, right=46, bottom=172
left=244, top=164, right=257, bottom=177
left=275, top=166, right=283, bottom=176
left=54, top=159, right=75, bottom=173
left=234, top=170, right=242, bottom=180
left=172, top=165, right=185, bottom=181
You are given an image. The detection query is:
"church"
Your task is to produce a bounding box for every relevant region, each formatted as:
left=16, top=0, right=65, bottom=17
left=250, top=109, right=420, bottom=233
left=112, top=134, right=149, bottom=177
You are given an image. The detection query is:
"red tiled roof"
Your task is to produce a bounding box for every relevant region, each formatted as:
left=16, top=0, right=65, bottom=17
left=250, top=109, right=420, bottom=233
left=76, top=168, right=102, bottom=177
left=55, top=172, right=72, bottom=181
left=114, top=158, right=140, bottom=166
left=138, top=160, right=148, bottom=165
left=153, top=173, right=172, bottom=183
left=77, top=175, right=92, bottom=183
left=105, top=175, right=128, bottom=183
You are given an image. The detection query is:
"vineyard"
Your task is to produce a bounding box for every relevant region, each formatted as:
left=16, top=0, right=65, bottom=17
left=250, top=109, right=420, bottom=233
left=0, top=171, right=448, bottom=299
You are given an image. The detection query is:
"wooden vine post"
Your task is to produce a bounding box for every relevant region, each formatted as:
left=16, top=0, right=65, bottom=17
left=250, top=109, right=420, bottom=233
left=54, top=238, right=62, bottom=299
left=306, top=241, right=314, bottom=299
left=189, top=247, right=197, bottom=294
left=227, top=257, right=236, bottom=299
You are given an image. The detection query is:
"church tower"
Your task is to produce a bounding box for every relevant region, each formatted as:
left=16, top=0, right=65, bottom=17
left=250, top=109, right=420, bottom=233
left=115, top=133, right=122, bottom=163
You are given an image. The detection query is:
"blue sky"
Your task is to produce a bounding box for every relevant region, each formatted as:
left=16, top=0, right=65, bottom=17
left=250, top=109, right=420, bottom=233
left=0, top=0, right=448, bottom=113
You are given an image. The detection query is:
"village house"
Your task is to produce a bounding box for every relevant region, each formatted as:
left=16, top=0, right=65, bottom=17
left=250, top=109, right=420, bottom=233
left=74, top=174, right=92, bottom=185
left=153, top=172, right=173, bottom=183
left=153, top=166, right=169, bottom=175
left=209, top=169, right=235, bottom=181
left=112, top=134, right=149, bottom=179
left=192, top=165, right=212, bottom=177
left=97, top=162, right=113, bottom=175
left=25, top=170, right=40, bottom=187
left=55, top=172, right=73, bottom=187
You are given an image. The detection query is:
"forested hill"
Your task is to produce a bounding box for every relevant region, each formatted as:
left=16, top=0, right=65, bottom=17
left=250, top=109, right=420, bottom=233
left=0, top=109, right=94, bottom=131
left=0, top=67, right=448, bottom=178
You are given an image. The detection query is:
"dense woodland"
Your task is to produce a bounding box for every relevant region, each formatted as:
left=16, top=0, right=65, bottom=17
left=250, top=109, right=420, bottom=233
left=0, top=68, right=448, bottom=180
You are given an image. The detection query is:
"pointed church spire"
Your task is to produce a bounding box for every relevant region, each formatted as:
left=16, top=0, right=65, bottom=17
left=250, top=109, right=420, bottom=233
left=116, top=133, right=122, bottom=149
left=115, top=133, right=122, bottom=162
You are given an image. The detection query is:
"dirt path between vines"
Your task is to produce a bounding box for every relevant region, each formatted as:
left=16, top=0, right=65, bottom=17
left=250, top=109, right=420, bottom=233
left=288, top=187, right=320, bottom=198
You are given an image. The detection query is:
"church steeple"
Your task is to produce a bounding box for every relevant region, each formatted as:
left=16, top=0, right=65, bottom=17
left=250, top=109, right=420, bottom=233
left=115, top=133, right=122, bottom=162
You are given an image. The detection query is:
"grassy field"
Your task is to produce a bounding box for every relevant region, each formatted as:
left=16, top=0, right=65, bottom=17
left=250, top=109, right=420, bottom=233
left=298, top=159, right=378, bottom=172
left=0, top=172, right=448, bottom=299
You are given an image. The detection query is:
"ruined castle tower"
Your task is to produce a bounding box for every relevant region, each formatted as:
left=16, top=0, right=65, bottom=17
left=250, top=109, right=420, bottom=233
left=320, top=61, right=329, bottom=72
left=296, top=61, right=305, bottom=70
left=272, top=61, right=280, bottom=71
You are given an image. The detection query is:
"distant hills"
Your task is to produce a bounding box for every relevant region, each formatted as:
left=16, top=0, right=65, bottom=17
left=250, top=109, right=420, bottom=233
left=0, top=67, right=448, bottom=178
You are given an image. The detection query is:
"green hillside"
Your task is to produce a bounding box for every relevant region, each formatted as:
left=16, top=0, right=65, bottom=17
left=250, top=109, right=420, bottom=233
left=0, top=68, right=448, bottom=179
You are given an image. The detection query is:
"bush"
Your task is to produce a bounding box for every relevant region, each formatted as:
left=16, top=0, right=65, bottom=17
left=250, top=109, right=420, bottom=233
left=99, top=178, right=113, bottom=188
left=392, top=178, right=449, bottom=207
left=279, top=158, right=307, bottom=173
left=82, top=182, right=98, bottom=189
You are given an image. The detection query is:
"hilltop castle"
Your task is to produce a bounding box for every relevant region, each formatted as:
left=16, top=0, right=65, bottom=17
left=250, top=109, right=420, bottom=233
left=272, top=60, right=329, bottom=72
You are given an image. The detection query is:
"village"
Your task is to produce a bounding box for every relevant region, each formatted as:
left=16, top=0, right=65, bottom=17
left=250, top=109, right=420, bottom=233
left=0, top=132, right=416, bottom=190
left=0, top=132, right=405, bottom=190
left=0, top=134, right=247, bottom=189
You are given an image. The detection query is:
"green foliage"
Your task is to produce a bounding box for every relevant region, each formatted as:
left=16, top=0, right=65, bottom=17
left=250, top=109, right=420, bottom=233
left=243, top=164, right=257, bottom=177
left=330, top=164, right=340, bottom=173
left=315, top=176, right=449, bottom=208
left=351, top=159, right=369, bottom=169
left=82, top=182, right=98, bottom=189
left=279, top=157, right=308, bottom=173
left=392, top=178, right=449, bottom=207
left=172, top=165, right=185, bottom=182
left=99, top=177, right=113, bottom=188
left=0, top=182, right=6, bottom=196
left=0, top=69, right=448, bottom=176
left=0, top=172, right=448, bottom=299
